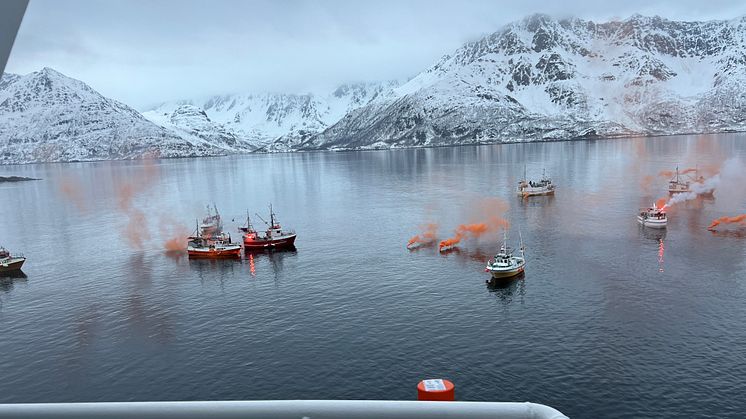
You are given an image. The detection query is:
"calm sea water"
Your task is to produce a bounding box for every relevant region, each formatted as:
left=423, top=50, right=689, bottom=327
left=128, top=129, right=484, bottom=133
left=1, top=135, right=746, bottom=418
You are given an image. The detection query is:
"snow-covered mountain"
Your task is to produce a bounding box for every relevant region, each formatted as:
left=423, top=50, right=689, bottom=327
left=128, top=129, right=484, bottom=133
left=4, top=14, right=746, bottom=163
left=0, top=68, right=250, bottom=164
left=143, top=81, right=399, bottom=151
left=302, top=14, right=746, bottom=150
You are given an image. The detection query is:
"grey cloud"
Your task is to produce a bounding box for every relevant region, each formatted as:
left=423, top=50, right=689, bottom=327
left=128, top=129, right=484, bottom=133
left=7, top=0, right=746, bottom=109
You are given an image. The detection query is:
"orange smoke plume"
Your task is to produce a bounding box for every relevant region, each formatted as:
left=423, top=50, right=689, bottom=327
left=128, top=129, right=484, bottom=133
left=124, top=209, right=150, bottom=249
left=708, top=214, right=746, bottom=231
left=438, top=223, right=490, bottom=251
left=160, top=215, right=190, bottom=253
left=655, top=197, right=668, bottom=210
left=59, top=176, right=87, bottom=212
left=407, top=223, right=439, bottom=248
left=438, top=198, right=510, bottom=251
left=640, top=175, right=655, bottom=192
left=658, top=170, right=675, bottom=178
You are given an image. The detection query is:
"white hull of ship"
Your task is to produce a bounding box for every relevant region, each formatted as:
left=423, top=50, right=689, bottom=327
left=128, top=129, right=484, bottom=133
left=637, top=216, right=667, bottom=229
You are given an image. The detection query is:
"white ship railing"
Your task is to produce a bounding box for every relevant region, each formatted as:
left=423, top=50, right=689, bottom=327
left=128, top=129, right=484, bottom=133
left=0, top=400, right=568, bottom=418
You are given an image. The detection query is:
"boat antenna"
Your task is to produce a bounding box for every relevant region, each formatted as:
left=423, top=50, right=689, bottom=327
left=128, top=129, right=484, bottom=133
left=269, top=203, right=275, bottom=227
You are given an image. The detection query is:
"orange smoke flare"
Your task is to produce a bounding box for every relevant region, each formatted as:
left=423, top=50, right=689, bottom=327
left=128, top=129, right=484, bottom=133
left=655, top=197, right=668, bottom=210
left=407, top=223, right=439, bottom=248
left=708, top=214, right=746, bottom=231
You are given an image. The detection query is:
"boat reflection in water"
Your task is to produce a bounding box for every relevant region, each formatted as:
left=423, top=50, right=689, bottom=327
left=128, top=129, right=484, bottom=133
left=243, top=246, right=298, bottom=279
left=487, top=275, right=526, bottom=305
left=640, top=227, right=666, bottom=272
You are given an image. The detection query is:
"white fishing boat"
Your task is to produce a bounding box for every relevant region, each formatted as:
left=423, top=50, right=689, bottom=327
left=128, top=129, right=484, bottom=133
left=637, top=203, right=667, bottom=229
left=485, top=231, right=526, bottom=280
left=518, top=167, right=555, bottom=197
left=668, top=167, right=690, bottom=194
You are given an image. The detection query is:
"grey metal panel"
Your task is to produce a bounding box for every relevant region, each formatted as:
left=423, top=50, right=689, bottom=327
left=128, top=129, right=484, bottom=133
left=0, top=400, right=568, bottom=419
left=0, top=0, right=28, bottom=75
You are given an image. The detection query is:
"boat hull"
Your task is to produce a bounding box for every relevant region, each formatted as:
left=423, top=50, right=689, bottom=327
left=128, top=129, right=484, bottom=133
left=487, top=265, right=525, bottom=279
left=187, top=246, right=242, bottom=259
left=0, top=257, right=25, bottom=272
left=243, top=234, right=297, bottom=250
left=637, top=216, right=667, bottom=229
left=519, top=189, right=555, bottom=197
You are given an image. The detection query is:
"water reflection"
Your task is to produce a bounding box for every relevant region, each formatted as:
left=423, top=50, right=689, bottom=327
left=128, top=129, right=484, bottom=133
left=708, top=228, right=746, bottom=239
left=438, top=246, right=492, bottom=264
left=518, top=194, right=556, bottom=208
left=0, top=270, right=27, bottom=280
left=126, top=254, right=174, bottom=344
left=244, top=247, right=298, bottom=279
left=486, top=276, right=526, bottom=305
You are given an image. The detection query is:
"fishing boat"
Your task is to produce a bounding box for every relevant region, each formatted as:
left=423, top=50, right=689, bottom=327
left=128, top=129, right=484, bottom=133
left=637, top=203, right=667, bottom=229
left=187, top=206, right=241, bottom=259
left=0, top=247, right=25, bottom=272
left=668, top=167, right=691, bottom=194
left=484, top=231, right=526, bottom=281
left=240, top=204, right=297, bottom=250
left=187, top=235, right=242, bottom=259
left=517, top=167, right=555, bottom=197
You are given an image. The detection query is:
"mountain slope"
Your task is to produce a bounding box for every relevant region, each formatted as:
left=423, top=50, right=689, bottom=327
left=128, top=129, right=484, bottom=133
left=143, top=81, right=399, bottom=151
left=303, top=14, right=746, bottom=150
left=0, top=68, right=243, bottom=164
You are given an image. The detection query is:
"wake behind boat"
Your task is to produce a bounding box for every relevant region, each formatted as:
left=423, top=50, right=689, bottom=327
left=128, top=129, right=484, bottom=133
left=485, top=231, right=526, bottom=282
left=240, top=204, right=297, bottom=250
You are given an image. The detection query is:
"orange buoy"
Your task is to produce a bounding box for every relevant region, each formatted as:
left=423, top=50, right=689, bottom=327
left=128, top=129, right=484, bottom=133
left=417, top=378, right=455, bottom=401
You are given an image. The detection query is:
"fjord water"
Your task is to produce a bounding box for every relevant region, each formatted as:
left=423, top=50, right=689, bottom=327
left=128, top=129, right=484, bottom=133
left=2, top=134, right=746, bottom=418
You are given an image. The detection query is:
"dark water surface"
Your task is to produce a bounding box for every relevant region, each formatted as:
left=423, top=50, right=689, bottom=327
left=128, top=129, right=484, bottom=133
left=1, top=135, right=746, bottom=418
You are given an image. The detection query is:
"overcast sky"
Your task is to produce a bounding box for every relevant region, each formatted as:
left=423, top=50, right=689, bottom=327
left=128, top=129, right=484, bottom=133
left=7, top=0, right=746, bottom=109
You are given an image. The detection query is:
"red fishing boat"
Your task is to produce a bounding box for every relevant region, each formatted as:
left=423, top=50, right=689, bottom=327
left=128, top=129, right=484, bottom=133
left=187, top=205, right=241, bottom=259
left=240, top=205, right=297, bottom=250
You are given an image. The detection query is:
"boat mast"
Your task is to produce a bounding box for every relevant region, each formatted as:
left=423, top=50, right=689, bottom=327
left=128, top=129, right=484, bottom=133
left=519, top=228, right=525, bottom=260
left=269, top=203, right=275, bottom=227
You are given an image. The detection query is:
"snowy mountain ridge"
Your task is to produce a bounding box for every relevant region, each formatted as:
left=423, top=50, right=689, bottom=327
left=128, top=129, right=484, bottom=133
left=3, top=14, right=746, bottom=163
left=142, top=80, right=400, bottom=151
left=302, top=14, right=746, bottom=150
left=0, top=68, right=255, bottom=163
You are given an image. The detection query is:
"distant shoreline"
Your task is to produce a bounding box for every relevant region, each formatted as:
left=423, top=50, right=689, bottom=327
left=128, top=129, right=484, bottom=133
left=0, top=130, right=744, bottom=167
left=0, top=175, right=40, bottom=182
